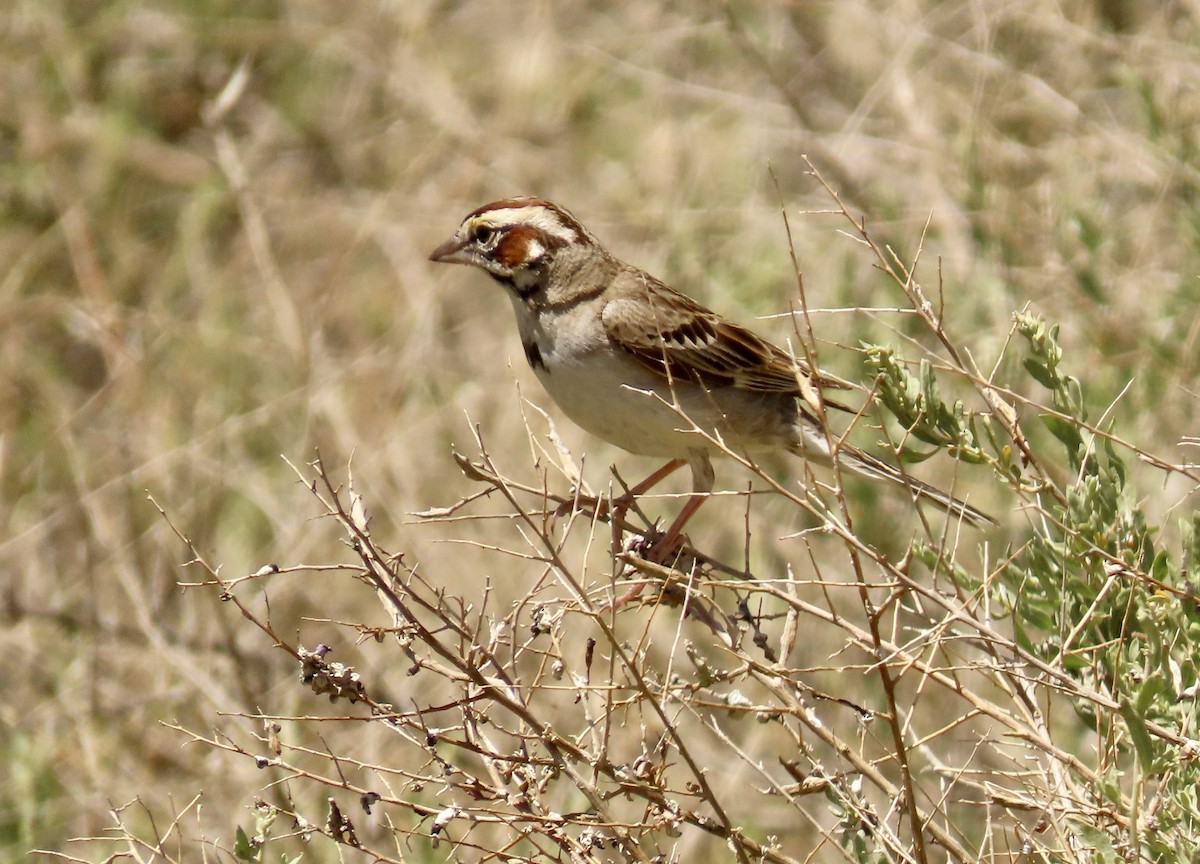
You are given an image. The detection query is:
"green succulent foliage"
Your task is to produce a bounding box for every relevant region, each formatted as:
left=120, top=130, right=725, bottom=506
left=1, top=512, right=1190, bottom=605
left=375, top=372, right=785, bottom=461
left=862, top=346, right=992, bottom=465
left=1005, top=313, right=1199, bottom=848
left=899, top=313, right=1200, bottom=857
left=234, top=803, right=303, bottom=864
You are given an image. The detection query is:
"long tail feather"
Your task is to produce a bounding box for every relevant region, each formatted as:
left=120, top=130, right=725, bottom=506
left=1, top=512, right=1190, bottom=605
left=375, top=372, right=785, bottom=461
left=837, top=445, right=997, bottom=528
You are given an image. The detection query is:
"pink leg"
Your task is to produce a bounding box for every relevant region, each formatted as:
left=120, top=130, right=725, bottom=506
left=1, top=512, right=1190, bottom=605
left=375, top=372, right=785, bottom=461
left=648, top=491, right=709, bottom=560
left=556, top=457, right=686, bottom=522
left=608, top=454, right=713, bottom=609
left=609, top=458, right=687, bottom=554
left=626, top=459, right=689, bottom=500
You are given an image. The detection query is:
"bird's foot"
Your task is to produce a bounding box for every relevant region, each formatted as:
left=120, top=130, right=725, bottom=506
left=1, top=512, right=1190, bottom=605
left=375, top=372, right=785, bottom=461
left=626, top=524, right=693, bottom=568
left=603, top=525, right=699, bottom=610
left=604, top=543, right=735, bottom=640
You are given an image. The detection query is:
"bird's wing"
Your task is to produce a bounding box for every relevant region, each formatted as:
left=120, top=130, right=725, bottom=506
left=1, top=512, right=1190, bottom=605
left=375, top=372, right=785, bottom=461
left=601, top=273, right=856, bottom=406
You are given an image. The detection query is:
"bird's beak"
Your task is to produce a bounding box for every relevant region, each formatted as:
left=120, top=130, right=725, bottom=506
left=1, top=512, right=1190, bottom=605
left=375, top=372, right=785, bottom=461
left=429, top=235, right=469, bottom=264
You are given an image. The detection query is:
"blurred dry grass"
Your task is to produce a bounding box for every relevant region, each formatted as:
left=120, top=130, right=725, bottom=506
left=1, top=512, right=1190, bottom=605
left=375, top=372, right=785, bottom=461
left=3, top=0, right=1199, bottom=860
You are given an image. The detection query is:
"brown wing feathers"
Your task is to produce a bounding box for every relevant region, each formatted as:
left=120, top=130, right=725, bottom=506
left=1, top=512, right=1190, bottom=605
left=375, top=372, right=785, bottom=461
left=603, top=277, right=855, bottom=408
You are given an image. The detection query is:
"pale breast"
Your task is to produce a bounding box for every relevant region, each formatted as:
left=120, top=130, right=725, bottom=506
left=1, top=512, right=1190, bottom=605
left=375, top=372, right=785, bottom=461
left=508, top=296, right=800, bottom=459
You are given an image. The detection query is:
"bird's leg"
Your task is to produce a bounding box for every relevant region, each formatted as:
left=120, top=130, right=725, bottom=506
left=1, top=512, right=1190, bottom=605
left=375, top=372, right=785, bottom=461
left=609, top=453, right=713, bottom=608
left=607, top=458, right=688, bottom=556
left=553, top=458, right=687, bottom=523
left=645, top=491, right=708, bottom=561
left=636, top=454, right=713, bottom=565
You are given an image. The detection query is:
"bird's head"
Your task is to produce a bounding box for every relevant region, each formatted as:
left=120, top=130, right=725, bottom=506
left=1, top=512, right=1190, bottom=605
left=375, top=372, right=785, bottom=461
left=429, top=197, right=598, bottom=296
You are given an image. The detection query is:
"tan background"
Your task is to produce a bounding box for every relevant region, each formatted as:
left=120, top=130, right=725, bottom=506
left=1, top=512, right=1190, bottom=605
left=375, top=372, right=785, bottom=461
left=3, top=0, right=1198, bottom=857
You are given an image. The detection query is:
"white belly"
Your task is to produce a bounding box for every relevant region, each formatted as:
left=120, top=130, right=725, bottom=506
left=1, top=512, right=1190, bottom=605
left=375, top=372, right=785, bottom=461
left=508, top=295, right=802, bottom=459
left=533, top=352, right=703, bottom=457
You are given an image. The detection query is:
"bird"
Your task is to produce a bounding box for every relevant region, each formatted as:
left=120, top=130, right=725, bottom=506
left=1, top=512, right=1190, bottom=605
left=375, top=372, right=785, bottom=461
left=428, top=196, right=995, bottom=562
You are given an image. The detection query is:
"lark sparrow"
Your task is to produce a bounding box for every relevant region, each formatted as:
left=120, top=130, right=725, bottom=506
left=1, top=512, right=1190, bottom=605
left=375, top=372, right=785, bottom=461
left=429, top=197, right=994, bottom=550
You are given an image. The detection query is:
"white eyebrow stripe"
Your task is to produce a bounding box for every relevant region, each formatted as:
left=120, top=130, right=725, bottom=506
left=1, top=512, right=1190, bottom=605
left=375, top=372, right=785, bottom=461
left=486, top=206, right=578, bottom=242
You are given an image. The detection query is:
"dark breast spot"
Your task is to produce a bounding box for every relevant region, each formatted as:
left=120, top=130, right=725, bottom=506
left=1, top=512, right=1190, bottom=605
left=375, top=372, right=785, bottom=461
left=523, top=340, right=546, bottom=371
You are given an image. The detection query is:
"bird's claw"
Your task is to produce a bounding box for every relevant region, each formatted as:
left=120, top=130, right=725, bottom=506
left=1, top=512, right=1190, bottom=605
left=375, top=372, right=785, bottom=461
left=629, top=525, right=693, bottom=570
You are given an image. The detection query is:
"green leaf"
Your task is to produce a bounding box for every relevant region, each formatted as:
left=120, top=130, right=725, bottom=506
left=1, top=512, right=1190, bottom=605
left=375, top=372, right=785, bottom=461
left=1018, top=603, right=1055, bottom=632
left=919, top=359, right=940, bottom=405
left=1060, top=651, right=1089, bottom=672
left=1023, top=358, right=1058, bottom=389
left=1041, top=414, right=1083, bottom=450
left=1136, top=672, right=1169, bottom=718
left=1065, top=377, right=1086, bottom=417
left=234, top=826, right=256, bottom=862
left=891, top=444, right=938, bottom=465
left=1151, top=549, right=1172, bottom=585
left=1074, top=823, right=1120, bottom=863
left=1012, top=616, right=1035, bottom=653
left=1118, top=698, right=1157, bottom=773
left=1186, top=513, right=1200, bottom=562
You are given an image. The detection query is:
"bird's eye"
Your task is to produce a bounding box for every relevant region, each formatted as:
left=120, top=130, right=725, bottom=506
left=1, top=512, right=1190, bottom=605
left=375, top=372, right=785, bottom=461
left=472, top=225, right=497, bottom=245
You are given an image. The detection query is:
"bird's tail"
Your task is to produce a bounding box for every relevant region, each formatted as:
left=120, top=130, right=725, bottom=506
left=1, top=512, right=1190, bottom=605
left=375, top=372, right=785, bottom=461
left=835, top=443, right=997, bottom=528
